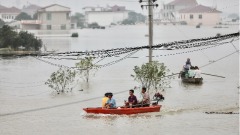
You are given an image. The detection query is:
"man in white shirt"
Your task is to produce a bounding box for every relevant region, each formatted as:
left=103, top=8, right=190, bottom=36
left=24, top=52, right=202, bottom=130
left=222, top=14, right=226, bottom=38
left=140, top=87, right=150, bottom=105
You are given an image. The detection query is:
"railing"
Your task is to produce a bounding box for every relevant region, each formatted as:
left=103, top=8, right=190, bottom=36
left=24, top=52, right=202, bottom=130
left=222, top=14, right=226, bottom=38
left=21, top=20, right=42, bottom=24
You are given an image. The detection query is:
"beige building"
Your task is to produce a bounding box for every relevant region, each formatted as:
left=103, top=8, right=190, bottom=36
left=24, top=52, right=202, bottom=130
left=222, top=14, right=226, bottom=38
left=37, top=4, right=71, bottom=30
left=161, top=0, right=198, bottom=21
left=179, top=5, right=221, bottom=26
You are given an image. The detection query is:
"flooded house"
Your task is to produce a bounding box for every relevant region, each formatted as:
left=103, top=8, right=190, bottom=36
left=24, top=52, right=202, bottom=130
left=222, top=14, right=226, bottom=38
left=0, top=5, right=21, bottom=22
left=83, top=5, right=129, bottom=26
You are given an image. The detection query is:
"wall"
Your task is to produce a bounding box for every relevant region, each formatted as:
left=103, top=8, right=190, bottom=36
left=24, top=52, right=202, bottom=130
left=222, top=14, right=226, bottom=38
left=86, top=11, right=129, bottom=26
left=180, top=13, right=221, bottom=26
left=38, top=12, right=71, bottom=30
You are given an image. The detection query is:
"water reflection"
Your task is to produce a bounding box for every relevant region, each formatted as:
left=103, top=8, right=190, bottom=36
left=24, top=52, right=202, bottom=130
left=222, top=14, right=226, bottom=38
left=40, top=37, right=71, bottom=52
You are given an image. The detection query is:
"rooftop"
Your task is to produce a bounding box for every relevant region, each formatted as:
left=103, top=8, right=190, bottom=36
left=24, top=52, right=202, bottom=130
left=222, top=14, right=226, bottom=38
left=167, top=0, right=198, bottom=6
left=38, top=4, right=70, bottom=12
left=179, top=5, right=222, bottom=13
left=0, top=7, right=21, bottom=13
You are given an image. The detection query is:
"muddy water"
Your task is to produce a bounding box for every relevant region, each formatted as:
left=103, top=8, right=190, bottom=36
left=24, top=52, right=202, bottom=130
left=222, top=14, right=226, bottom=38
left=0, top=25, right=239, bottom=135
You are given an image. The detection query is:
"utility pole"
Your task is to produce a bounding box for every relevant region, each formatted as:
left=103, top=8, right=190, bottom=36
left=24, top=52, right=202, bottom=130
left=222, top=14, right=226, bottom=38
left=139, top=0, right=158, bottom=62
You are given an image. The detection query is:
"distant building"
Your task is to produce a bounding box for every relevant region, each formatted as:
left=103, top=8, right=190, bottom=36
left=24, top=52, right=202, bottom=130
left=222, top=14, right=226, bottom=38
left=22, top=4, right=41, bottom=17
left=83, top=5, right=129, bottom=26
left=161, top=0, right=198, bottom=21
left=179, top=5, right=222, bottom=25
left=37, top=4, right=71, bottom=30
left=0, top=6, right=21, bottom=22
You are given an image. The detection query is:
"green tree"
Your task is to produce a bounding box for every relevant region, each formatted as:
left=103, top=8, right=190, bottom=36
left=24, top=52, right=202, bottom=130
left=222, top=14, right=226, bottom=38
left=88, top=22, right=100, bottom=28
left=131, top=61, right=173, bottom=93
left=0, top=25, right=42, bottom=50
left=0, top=19, right=5, bottom=28
left=122, top=19, right=135, bottom=25
left=121, top=11, right=146, bottom=25
left=0, top=25, right=17, bottom=48
left=33, top=12, right=38, bottom=20
left=45, top=68, right=77, bottom=93
left=75, top=57, right=98, bottom=83
left=17, top=31, right=42, bottom=51
left=71, top=12, right=85, bottom=28
left=15, top=12, right=32, bottom=20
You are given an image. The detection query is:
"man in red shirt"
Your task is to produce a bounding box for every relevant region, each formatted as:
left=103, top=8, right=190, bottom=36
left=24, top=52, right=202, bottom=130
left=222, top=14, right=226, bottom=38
left=124, top=89, right=138, bottom=108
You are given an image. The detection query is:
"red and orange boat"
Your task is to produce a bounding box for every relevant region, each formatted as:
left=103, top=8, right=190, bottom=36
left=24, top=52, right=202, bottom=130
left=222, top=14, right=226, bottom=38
left=83, top=105, right=161, bottom=115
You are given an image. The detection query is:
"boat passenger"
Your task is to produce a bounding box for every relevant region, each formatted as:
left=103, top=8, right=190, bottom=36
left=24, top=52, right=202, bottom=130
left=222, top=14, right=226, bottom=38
left=194, top=66, right=201, bottom=78
left=188, top=66, right=195, bottom=78
left=138, top=87, right=150, bottom=106
left=186, top=58, right=192, bottom=68
left=125, top=89, right=138, bottom=108
left=105, top=93, right=116, bottom=109
left=102, top=92, right=110, bottom=108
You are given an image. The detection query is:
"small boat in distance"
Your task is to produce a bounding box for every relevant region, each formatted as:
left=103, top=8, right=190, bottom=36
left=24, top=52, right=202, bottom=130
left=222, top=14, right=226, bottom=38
left=83, top=105, right=161, bottom=115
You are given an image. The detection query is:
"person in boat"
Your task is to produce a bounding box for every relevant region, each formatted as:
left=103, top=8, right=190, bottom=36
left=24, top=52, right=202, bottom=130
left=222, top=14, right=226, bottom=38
left=188, top=66, right=195, bottom=78
left=124, top=89, right=138, bottom=108
left=102, top=92, right=110, bottom=108
left=138, top=87, right=150, bottom=107
left=105, top=93, right=116, bottom=109
left=194, top=66, right=201, bottom=78
left=186, top=58, right=192, bottom=68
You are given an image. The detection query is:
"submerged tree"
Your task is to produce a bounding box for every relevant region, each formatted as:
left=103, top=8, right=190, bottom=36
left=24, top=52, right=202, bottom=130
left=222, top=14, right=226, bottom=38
left=75, top=57, right=98, bottom=83
left=131, top=61, right=173, bottom=93
left=45, top=68, right=77, bottom=93
left=15, top=12, right=32, bottom=20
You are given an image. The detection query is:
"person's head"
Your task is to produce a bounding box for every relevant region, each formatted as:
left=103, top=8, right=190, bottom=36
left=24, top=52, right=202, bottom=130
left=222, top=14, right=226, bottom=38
left=187, top=58, right=190, bottom=61
left=129, top=89, right=134, bottom=96
left=195, top=66, right=199, bottom=70
left=108, top=93, right=113, bottom=99
left=104, top=92, right=109, bottom=97
left=142, top=87, right=147, bottom=93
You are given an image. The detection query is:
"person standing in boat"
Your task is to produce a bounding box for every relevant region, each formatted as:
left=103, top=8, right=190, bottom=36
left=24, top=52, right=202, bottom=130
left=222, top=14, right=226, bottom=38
left=125, top=89, right=138, bottom=108
left=139, top=87, right=150, bottom=106
left=186, top=58, right=192, bottom=69
left=105, top=93, right=116, bottom=109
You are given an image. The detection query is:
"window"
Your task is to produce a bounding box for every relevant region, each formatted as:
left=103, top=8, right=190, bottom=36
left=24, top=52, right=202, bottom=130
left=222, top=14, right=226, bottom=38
left=47, top=13, right=51, bottom=20
left=199, top=14, right=202, bottom=19
left=61, top=24, right=66, bottom=30
left=66, top=13, right=70, bottom=20
left=190, top=14, right=193, bottom=19
left=47, top=25, right=51, bottom=30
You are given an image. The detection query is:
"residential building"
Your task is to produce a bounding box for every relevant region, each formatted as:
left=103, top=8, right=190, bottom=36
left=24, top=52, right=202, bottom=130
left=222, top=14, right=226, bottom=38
left=22, top=4, right=41, bottom=17
left=161, top=0, right=198, bottom=21
left=179, top=5, right=222, bottom=26
left=37, top=4, right=71, bottom=30
left=0, top=6, right=21, bottom=22
left=83, top=5, right=129, bottom=26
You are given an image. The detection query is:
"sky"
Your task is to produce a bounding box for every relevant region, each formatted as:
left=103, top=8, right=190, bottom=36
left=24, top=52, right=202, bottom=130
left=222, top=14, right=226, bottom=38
left=0, top=0, right=239, bottom=14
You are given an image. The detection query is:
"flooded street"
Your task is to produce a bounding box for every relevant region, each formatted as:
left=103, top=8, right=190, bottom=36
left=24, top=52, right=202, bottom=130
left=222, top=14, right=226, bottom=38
left=0, top=25, right=239, bottom=135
